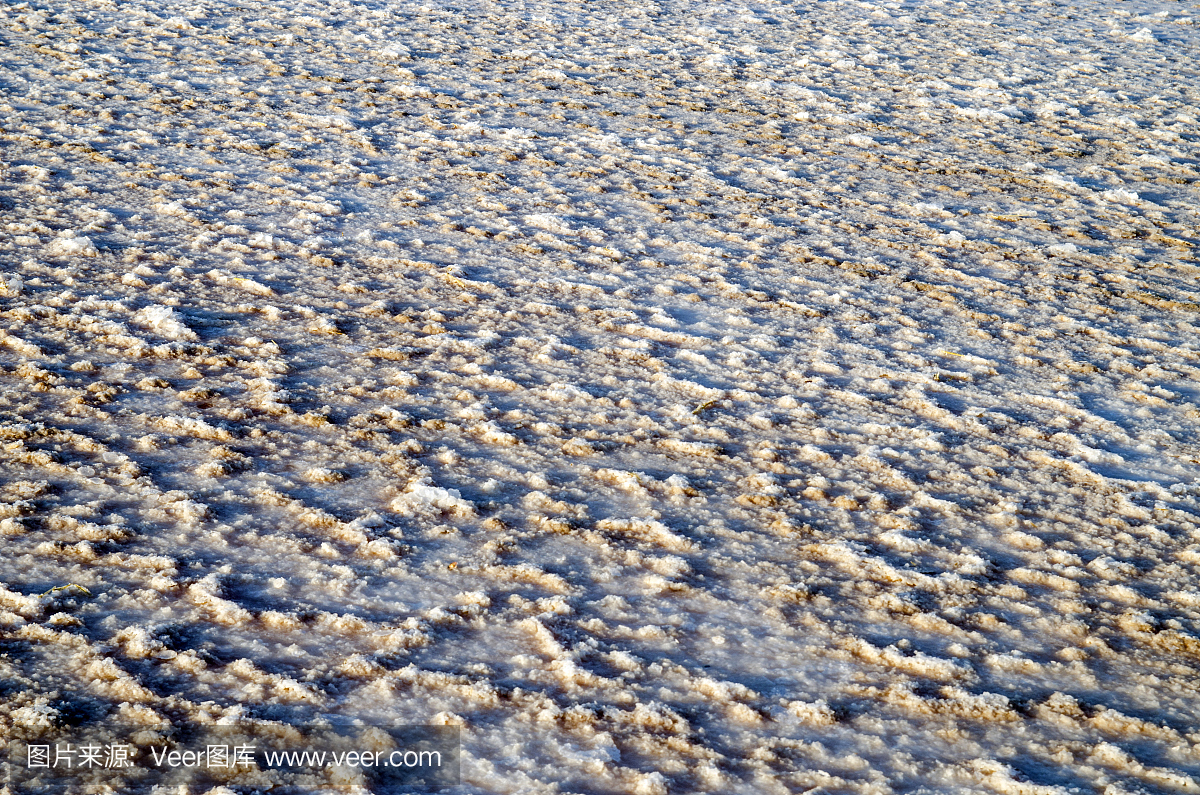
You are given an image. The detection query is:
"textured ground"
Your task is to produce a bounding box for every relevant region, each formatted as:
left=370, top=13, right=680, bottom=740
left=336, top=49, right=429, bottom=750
left=2, top=0, right=1200, bottom=792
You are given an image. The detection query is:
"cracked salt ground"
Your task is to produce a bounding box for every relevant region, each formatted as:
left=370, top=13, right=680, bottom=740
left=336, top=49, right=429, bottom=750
left=1, top=0, right=1200, bottom=791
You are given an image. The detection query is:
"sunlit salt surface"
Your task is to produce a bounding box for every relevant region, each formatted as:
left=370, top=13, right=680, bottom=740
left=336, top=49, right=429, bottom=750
left=2, top=0, right=1200, bottom=791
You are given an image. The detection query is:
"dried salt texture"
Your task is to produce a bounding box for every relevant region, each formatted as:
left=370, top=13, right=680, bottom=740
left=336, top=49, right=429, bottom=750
left=1, top=0, right=1200, bottom=792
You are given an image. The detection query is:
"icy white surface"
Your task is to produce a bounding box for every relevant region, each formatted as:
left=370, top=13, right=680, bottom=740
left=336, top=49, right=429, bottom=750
left=2, top=0, right=1200, bottom=792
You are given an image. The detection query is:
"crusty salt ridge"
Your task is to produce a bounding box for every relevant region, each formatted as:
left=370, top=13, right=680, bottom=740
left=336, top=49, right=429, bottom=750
left=1, top=0, right=1199, bottom=791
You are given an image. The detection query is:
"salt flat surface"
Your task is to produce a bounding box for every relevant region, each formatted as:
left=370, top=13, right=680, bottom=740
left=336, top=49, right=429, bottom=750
left=2, top=0, right=1200, bottom=791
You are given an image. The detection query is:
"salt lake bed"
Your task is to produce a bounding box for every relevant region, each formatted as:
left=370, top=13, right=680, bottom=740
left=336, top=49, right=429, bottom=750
left=2, top=0, right=1200, bottom=792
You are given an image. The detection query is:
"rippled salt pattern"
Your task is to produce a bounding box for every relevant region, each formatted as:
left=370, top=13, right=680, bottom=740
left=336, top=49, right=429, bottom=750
left=2, top=0, right=1200, bottom=792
